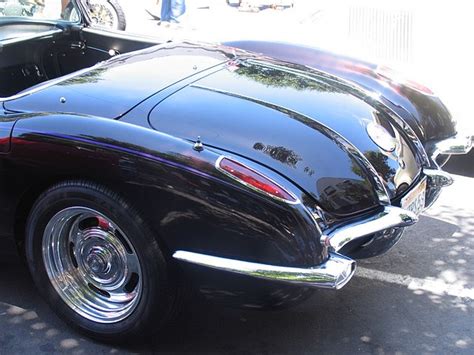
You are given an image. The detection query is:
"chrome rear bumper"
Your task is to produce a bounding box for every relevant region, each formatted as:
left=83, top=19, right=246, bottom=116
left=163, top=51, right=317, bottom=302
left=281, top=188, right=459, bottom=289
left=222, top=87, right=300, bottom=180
left=173, top=206, right=418, bottom=290
left=172, top=131, right=464, bottom=290
left=173, top=250, right=356, bottom=290
left=322, top=206, right=418, bottom=252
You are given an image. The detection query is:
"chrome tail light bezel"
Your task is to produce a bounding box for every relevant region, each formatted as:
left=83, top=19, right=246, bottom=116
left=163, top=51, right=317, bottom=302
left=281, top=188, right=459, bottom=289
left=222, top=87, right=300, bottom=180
left=215, top=155, right=300, bottom=205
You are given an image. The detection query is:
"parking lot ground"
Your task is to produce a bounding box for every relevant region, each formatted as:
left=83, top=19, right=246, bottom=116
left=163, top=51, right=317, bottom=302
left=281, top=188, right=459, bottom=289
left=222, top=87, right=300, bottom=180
left=0, top=174, right=472, bottom=354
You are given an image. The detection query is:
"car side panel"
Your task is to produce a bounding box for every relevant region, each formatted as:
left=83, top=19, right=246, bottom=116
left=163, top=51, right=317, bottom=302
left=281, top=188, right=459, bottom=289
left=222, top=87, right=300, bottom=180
left=3, top=113, right=325, bottom=267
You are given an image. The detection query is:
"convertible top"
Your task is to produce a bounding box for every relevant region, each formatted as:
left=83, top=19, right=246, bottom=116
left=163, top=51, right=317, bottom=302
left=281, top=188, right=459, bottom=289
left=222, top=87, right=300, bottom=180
left=3, top=42, right=234, bottom=118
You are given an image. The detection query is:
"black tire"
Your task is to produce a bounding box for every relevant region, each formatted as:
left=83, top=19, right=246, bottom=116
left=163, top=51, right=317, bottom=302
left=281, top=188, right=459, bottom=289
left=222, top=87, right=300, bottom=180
left=63, top=0, right=126, bottom=31
left=106, top=0, right=126, bottom=31
left=25, top=180, right=176, bottom=341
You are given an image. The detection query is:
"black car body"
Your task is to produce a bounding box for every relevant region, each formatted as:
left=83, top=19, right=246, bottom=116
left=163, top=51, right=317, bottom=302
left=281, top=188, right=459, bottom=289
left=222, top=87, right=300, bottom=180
left=0, top=0, right=471, bottom=340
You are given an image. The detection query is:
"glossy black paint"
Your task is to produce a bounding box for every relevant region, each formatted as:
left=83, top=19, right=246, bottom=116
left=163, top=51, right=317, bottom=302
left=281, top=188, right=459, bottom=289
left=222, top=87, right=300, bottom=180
left=0, top=111, right=327, bottom=305
left=0, top=19, right=456, bottom=308
left=149, top=57, right=421, bottom=216
left=0, top=119, right=15, bottom=153
left=4, top=40, right=422, bottom=218
left=1, top=113, right=325, bottom=269
left=224, top=41, right=457, bottom=145
left=2, top=38, right=423, bottom=243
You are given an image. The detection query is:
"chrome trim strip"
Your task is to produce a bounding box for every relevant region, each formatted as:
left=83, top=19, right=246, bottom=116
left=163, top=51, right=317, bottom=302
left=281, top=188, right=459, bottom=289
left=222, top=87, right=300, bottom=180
left=432, top=134, right=473, bottom=161
left=173, top=250, right=356, bottom=290
left=324, top=206, right=418, bottom=252
left=423, top=169, right=453, bottom=188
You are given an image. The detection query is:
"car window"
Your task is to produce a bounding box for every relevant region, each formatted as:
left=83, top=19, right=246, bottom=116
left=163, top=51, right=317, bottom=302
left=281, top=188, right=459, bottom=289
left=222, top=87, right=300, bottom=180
left=0, top=0, right=77, bottom=22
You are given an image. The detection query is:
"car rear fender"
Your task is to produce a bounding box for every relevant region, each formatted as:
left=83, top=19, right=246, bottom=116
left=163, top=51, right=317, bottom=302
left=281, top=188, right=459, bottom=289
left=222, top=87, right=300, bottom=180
left=8, top=113, right=326, bottom=267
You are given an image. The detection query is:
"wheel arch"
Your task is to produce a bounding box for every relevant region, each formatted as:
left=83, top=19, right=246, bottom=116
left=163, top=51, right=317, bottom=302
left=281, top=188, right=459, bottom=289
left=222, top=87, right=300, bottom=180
left=14, top=176, right=64, bottom=255
left=13, top=176, right=175, bottom=260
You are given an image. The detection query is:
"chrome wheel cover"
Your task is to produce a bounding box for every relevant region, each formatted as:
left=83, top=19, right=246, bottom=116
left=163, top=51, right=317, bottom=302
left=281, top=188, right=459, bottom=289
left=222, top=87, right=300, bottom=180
left=42, top=207, right=142, bottom=323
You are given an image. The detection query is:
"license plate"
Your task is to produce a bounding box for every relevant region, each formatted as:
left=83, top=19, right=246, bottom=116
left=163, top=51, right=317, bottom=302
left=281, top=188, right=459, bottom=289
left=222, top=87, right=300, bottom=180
left=401, top=178, right=427, bottom=216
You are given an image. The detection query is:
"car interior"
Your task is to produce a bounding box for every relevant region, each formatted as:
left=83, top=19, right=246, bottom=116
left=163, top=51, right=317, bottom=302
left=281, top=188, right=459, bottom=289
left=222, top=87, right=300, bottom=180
left=0, top=20, right=160, bottom=98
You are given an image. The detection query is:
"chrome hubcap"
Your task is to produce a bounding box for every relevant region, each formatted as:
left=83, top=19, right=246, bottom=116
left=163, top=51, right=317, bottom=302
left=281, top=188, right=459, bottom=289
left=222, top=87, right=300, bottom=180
left=42, top=207, right=142, bottom=323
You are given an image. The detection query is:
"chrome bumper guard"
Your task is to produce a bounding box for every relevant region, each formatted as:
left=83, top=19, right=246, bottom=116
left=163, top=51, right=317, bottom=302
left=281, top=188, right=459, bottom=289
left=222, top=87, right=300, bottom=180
left=423, top=168, right=454, bottom=209
left=423, top=168, right=453, bottom=188
left=173, top=250, right=356, bottom=290
left=322, top=206, right=418, bottom=252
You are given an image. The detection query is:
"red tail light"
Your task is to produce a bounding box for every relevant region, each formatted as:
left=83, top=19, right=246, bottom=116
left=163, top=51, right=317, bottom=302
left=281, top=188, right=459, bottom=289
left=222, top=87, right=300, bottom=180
left=217, top=157, right=298, bottom=204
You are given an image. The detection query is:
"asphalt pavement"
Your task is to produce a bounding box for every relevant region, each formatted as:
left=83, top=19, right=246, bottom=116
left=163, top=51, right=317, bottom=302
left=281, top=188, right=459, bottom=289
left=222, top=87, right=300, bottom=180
left=0, top=171, right=472, bottom=353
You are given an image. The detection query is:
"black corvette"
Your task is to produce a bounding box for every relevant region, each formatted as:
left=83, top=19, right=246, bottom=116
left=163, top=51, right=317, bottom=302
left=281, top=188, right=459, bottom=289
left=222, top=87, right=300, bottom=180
left=0, top=0, right=472, bottom=341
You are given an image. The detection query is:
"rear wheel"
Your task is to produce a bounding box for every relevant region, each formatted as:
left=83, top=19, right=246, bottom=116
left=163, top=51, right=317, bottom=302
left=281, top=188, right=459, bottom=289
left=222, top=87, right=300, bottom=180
left=25, top=181, right=176, bottom=340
